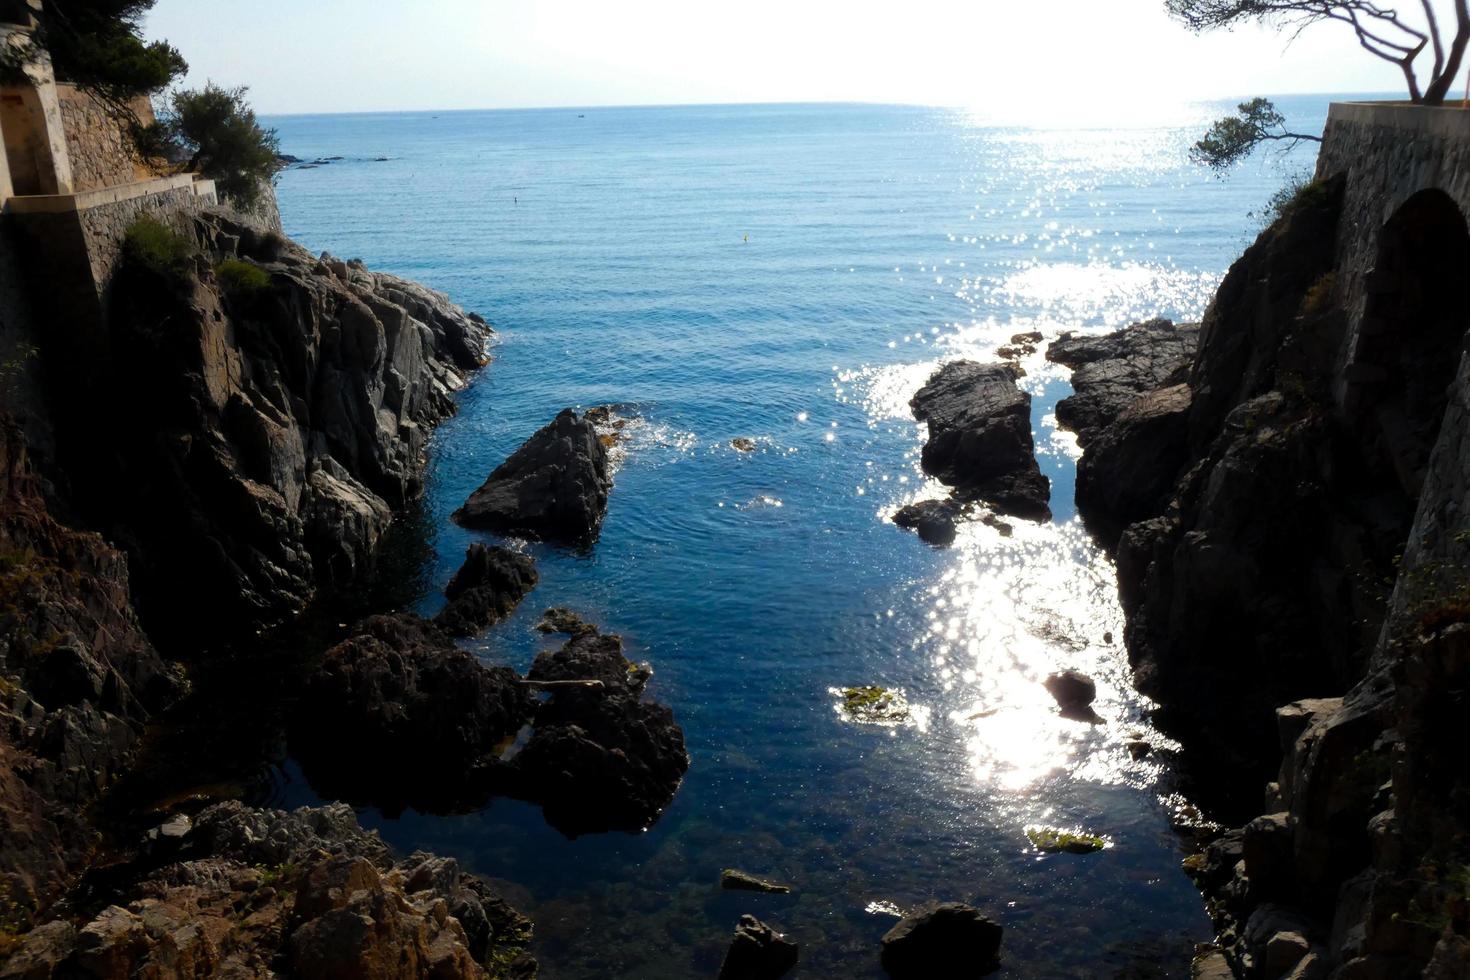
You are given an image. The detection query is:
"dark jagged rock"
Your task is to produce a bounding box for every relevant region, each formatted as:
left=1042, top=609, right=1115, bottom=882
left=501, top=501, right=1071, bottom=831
left=892, top=498, right=967, bottom=546
left=291, top=613, right=535, bottom=812
left=51, top=213, right=492, bottom=644
left=2, top=801, right=537, bottom=979
left=453, top=409, right=612, bottom=544
left=0, top=421, right=183, bottom=932
left=512, top=628, right=688, bottom=837
left=909, top=360, right=1050, bottom=521
left=1047, top=318, right=1199, bottom=448
left=718, top=914, right=798, bottom=980
left=880, top=902, right=1002, bottom=979
left=1046, top=319, right=1201, bottom=543
left=435, top=543, right=539, bottom=636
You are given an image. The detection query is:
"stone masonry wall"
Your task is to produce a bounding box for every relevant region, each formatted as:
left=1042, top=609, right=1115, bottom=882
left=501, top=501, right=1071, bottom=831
left=1315, top=102, right=1470, bottom=380
left=54, top=84, right=153, bottom=193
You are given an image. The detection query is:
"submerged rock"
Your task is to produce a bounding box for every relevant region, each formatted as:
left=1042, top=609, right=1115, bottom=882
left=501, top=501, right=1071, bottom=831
left=535, top=606, right=598, bottom=637
left=291, top=613, right=535, bottom=811
left=880, top=901, right=1002, bottom=979
left=731, top=437, right=758, bottom=452
left=435, top=543, right=539, bottom=636
left=721, top=869, right=793, bottom=894
left=512, top=629, right=688, bottom=837
left=837, top=685, right=911, bottom=725
left=1026, top=827, right=1108, bottom=854
left=453, top=409, right=613, bottom=544
left=909, top=360, right=1050, bottom=521
left=718, top=914, right=799, bottom=980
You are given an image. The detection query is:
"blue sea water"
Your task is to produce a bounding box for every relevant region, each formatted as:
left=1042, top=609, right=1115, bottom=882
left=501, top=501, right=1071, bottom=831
left=266, top=98, right=1339, bottom=978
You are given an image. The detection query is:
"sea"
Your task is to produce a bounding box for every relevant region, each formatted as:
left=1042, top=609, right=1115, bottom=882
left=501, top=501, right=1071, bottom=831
left=265, top=97, right=1339, bottom=978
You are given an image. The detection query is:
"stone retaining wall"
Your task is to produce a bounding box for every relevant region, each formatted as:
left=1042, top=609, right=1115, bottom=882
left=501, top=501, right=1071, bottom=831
left=54, top=84, right=152, bottom=193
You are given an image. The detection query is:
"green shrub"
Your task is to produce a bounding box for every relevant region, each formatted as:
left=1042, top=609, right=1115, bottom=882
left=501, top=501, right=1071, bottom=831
left=216, top=258, right=270, bottom=295
left=122, top=217, right=193, bottom=276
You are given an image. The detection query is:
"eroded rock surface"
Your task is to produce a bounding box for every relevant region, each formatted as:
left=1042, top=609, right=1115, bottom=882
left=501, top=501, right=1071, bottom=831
left=908, top=360, right=1050, bottom=522
left=717, top=915, right=798, bottom=980
left=453, top=409, right=612, bottom=544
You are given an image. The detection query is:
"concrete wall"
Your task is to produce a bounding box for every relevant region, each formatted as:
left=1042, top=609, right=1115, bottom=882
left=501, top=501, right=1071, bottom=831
left=55, top=85, right=154, bottom=193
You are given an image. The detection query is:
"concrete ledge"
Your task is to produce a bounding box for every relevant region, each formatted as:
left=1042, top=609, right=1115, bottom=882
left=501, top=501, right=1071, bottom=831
left=1328, top=101, right=1470, bottom=139
left=4, top=173, right=215, bottom=215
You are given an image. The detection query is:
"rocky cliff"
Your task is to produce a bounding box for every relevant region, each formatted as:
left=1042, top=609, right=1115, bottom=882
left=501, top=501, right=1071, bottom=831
left=45, top=212, right=491, bottom=644
left=1054, top=156, right=1470, bottom=976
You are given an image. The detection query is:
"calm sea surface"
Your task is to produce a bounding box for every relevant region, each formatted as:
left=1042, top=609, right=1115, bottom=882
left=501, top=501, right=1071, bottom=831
left=266, top=99, right=1337, bottom=978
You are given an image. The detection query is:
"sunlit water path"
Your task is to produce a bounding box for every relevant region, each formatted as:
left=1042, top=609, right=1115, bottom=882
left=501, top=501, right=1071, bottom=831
left=267, top=99, right=1333, bottom=977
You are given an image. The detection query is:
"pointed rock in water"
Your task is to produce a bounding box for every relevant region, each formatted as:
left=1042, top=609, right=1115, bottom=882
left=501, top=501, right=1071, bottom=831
left=721, top=868, right=793, bottom=894
left=453, top=408, right=613, bottom=544
left=909, top=360, right=1050, bottom=521
left=434, top=543, right=538, bottom=636
left=880, top=902, right=1002, bottom=979
left=718, top=914, right=799, bottom=980
left=535, top=606, right=598, bottom=636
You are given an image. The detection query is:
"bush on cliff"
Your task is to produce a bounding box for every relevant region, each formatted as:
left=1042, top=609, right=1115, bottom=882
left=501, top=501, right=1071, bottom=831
left=146, top=84, right=281, bottom=208
left=121, top=216, right=194, bottom=277
left=215, top=257, right=270, bottom=296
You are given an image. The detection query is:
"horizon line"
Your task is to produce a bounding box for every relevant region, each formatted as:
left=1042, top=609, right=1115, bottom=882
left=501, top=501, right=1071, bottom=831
left=257, top=89, right=1402, bottom=120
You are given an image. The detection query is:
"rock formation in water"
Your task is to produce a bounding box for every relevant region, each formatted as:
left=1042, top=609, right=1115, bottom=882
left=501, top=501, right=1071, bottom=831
left=453, top=408, right=613, bottom=544
left=906, top=360, right=1050, bottom=523
left=717, top=914, right=799, bottom=980
left=879, top=902, right=1003, bottom=979
left=435, top=543, right=539, bottom=636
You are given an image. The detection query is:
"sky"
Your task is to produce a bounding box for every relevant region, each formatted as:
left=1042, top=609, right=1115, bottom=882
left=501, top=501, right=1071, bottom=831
left=141, top=0, right=1422, bottom=118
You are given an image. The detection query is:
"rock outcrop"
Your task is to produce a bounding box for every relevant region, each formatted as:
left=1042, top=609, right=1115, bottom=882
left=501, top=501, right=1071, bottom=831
left=453, top=409, right=612, bottom=545
left=0, top=801, right=537, bottom=979
left=435, top=543, right=539, bottom=637
left=1047, top=319, right=1199, bottom=542
left=908, top=360, right=1050, bottom=522
left=47, top=214, right=490, bottom=645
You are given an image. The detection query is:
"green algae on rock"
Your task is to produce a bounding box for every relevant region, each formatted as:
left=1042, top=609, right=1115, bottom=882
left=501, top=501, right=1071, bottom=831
left=1026, top=827, right=1109, bottom=854
left=834, top=685, right=911, bottom=725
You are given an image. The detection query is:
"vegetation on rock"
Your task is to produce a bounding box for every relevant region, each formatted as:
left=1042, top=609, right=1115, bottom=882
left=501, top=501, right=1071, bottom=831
left=1025, top=827, right=1108, bottom=854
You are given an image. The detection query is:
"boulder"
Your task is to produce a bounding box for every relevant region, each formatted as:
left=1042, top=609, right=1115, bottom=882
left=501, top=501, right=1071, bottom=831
left=291, top=614, right=534, bottom=811
left=718, top=915, right=798, bottom=980
left=880, top=902, right=1002, bottom=979
left=511, top=629, right=688, bottom=837
left=434, top=543, right=539, bottom=636
left=453, top=409, right=613, bottom=544
left=909, top=361, right=1050, bottom=521
left=893, top=499, right=966, bottom=545
left=1043, top=670, right=1096, bottom=711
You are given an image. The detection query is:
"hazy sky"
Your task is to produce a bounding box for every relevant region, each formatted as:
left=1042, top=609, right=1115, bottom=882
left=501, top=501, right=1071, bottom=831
left=142, top=0, right=1418, bottom=118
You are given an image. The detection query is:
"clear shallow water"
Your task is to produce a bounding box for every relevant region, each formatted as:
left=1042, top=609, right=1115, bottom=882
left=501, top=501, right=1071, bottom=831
left=267, top=99, right=1335, bottom=977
